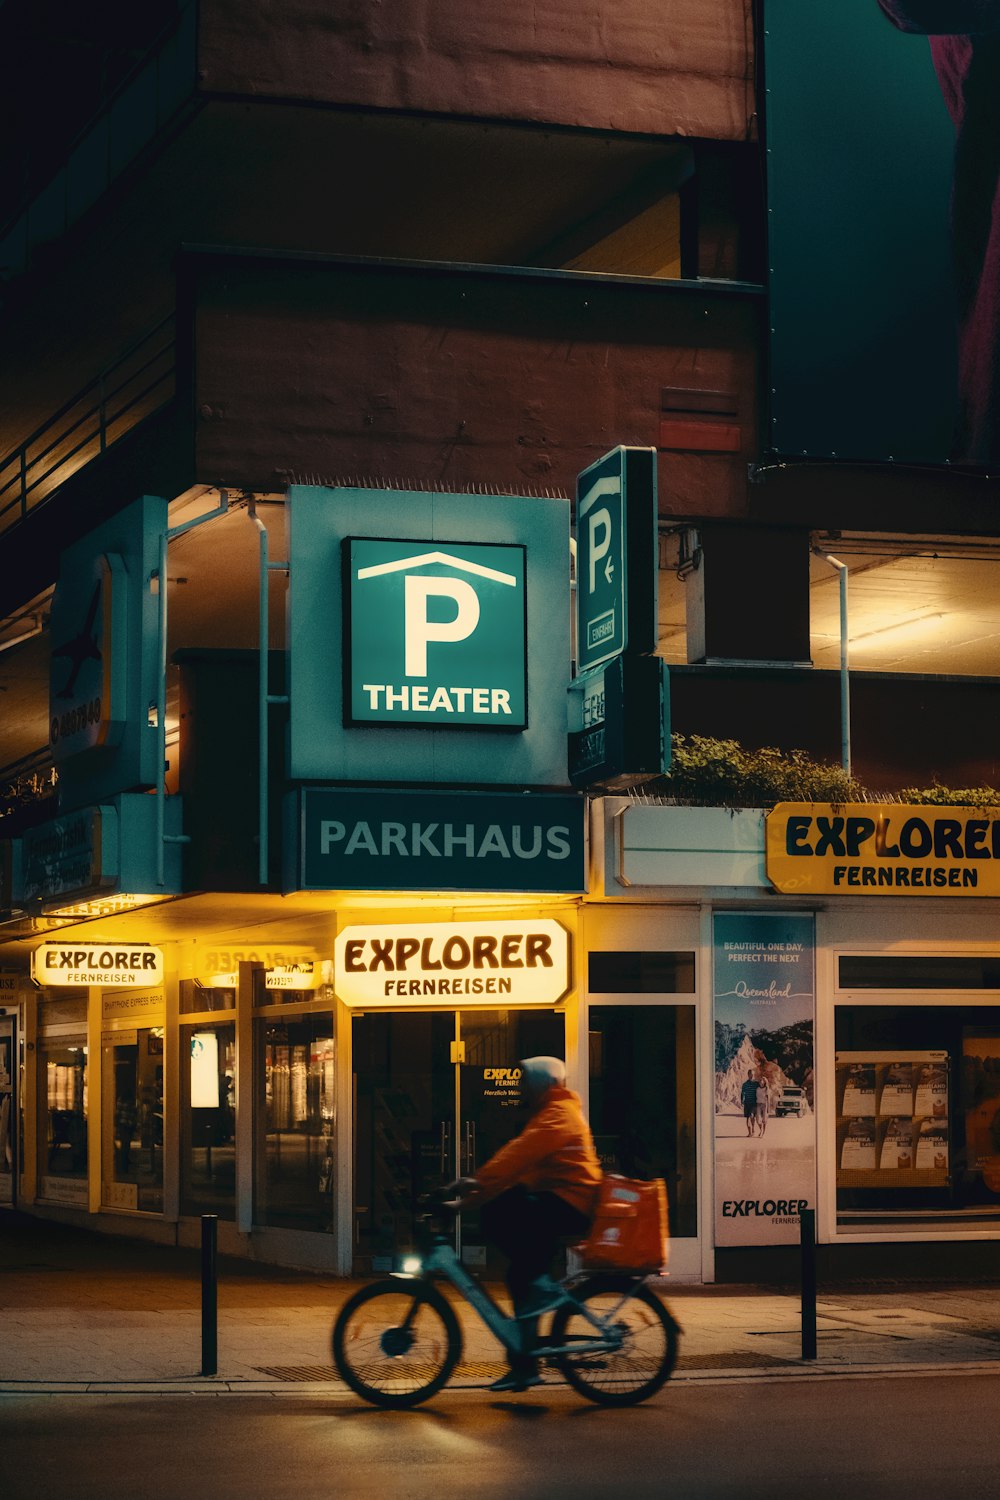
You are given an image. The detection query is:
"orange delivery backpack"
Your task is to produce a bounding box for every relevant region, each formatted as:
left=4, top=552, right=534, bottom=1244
left=578, top=1175, right=669, bottom=1273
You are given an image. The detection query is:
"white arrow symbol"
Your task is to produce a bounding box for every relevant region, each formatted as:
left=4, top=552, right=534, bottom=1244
left=604, top=556, right=615, bottom=585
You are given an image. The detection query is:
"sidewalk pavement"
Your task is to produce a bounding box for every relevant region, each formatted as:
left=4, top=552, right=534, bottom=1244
left=6, top=1212, right=1000, bottom=1394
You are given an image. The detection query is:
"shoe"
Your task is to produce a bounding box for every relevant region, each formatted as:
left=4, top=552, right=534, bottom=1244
left=489, top=1367, right=543, bottom=1393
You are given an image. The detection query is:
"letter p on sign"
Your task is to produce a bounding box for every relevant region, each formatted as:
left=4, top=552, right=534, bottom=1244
left=588, top=509, right=611, bottom=594
left=404, top=576, right=481, bottom=677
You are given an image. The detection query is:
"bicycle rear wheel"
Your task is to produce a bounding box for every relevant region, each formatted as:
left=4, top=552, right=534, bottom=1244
left=332, top=1279, right=462, bottom=1409
left=550, top=1276, right=679, bottom=1406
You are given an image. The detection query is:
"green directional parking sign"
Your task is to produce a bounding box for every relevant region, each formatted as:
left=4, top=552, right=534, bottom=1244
left=575, top=447, right=657, bottom=673
left=345, top=537, right=527, bottom=728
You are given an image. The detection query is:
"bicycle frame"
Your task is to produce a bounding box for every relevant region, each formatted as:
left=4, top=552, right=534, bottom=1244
left=393, top=1233, right=637, bottom=1360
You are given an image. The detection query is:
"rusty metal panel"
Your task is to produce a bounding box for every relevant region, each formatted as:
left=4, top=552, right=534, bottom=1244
left=188, top=254, right=761, bottom=521
left=199, top=0, right=755, bottom=142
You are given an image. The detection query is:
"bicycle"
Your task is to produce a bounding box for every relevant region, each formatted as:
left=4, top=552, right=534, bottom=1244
left=332, top=1193, right=680, bottom=1409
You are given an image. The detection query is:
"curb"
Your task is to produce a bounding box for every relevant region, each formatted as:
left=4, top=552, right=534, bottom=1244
left=5, top=1359, right=1000, bottom=1398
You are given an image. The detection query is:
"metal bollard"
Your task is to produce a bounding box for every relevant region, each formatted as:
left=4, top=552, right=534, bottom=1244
left=799, top=1207, right=817, bottom=1360
left=201, top=1214, right=218, bottom=1377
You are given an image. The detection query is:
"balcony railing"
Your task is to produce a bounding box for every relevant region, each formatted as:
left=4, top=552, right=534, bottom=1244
left=0, top=316, right=175, bottom=535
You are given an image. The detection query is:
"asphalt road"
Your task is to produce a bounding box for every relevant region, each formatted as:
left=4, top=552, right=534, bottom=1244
left=3, top=1370, right=998, bottom=1500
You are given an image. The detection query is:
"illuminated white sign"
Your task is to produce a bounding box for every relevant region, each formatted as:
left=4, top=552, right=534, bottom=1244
left=190, top=1031, right=221, bottom=1108
left=34, top=943, right=164, bottom=987
left=333, top=919, right=570, bottom=1007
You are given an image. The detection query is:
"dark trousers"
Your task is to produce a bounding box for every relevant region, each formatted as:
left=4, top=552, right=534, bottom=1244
left=479, top=1185, right=590, bottom=1309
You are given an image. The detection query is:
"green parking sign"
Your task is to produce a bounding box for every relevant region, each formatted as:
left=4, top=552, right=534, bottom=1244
left=575, top=447, right=657, bottom=673
left=345, top=537, right=527, bottom=728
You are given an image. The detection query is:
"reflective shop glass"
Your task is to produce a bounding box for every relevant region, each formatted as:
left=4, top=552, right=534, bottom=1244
left=103, top=1029, right=164, bottom=1213
left=41, top=1040, right=88, bottom=1183
left=180, top=978, right=235, bottom=1013
left=836, top=1005, right=1000, bottom=1226
left=256, top=1014, right=335, bottom=1231
left=588, top=1005, right=697, bottom=1237
left=181, top=1023, right=236, bottom=1220
left=351, top=1009, right=564, bottom=1276
left=588, top=951, right=695, bottom=993
left=840, top=956, right=1000, bottom=990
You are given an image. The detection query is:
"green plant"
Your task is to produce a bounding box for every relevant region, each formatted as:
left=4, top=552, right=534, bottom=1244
left=898, top=785, right=1000, bottom=809
left=649, top=735, right=864, bottom=809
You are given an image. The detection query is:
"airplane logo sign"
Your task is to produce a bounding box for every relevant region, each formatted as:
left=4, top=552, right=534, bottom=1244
left=344, top=538, right=527, bottom=728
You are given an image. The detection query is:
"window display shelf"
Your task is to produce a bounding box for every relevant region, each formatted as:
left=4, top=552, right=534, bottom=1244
left=837, top=1168, right=948, bottom=1189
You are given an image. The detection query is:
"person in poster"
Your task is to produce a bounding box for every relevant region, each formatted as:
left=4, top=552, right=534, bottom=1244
left=878, top=2, right=1000, bottom=463
left=741, top=1071, right=759, bottom=1137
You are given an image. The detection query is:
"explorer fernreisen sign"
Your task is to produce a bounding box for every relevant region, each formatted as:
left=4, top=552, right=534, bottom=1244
left=767, top=803, right=1000, bottom=897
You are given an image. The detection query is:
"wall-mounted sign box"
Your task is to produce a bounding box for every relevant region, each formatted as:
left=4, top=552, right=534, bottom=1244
left=35, top=945, right=165, bottom=988
left=567, top=654, right=669, bottom=789
left=575, top=447, right=657, bottom=674
left=47, top=494, right=167, bottom=813
left=287, top=786, right=586, bottom=894
left=333, top=919, right=571, bottom=1007
left=767, top=802, right=1000, bottom=897
left=12, top=793, right=183, bottom=911
left=344, top=537, right=527, bottom=729
left=289, top=485, right=569, bottom=787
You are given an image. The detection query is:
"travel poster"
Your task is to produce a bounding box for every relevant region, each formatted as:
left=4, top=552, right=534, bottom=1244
left=714, top=913, right=816, bottom=1246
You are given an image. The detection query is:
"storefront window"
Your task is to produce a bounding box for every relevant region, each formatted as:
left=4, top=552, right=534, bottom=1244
left=589, top=951, right=695, bottom=993
left=40, top=1040, right=88, bottom=1186
left=180, top=979, right=235, bottom=1014
left=588, top=1005, right=697, bottom=1238
left=255, top=1013, right=335, bottom=1231
left=835, top=1004, right=1000, bottom=1226
left=181, top=1023, right=236, bottom=1219
left=102, top=1029, right=164, bottom=1213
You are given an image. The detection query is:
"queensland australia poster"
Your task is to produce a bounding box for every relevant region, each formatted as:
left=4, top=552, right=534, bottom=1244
left=714, top=913, right=816, bottom=1246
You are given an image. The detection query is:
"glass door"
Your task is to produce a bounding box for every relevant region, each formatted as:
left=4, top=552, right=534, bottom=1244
left=351, top=1008, right=565, bottom=1275
left=0, top=1017, right=15, bottom=1206
left=457, top=1009, right=565, bottom=1272
left=352, top=1010, right=457, bottom=1273
left=588, top=1005, right=698, bottom=1242
left=101, top=1027, right=164, bottom=1212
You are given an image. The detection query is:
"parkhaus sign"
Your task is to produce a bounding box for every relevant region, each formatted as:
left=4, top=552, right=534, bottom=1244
left=289, top=788, right=586, bottom=894
left=345, top=538, right=527, bottom=729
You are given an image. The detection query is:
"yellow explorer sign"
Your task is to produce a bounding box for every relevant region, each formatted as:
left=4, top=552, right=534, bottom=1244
left=766, top=803, right=1000, bottom=897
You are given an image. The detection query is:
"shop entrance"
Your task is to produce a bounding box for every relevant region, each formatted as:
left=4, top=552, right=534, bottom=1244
left=352, top=1008, right=564, bottom=1275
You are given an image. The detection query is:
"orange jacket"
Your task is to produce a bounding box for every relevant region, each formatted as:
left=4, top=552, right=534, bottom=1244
left=474, top=1085, right=602, bottom=1219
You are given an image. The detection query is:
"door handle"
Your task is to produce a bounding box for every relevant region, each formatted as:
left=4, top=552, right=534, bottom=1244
left=461, top=1120, right=476, bottom=1174
left=439, top=1120, right=451, bottom=1175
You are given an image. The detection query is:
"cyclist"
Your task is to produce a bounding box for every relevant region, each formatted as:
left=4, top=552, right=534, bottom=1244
left=447, top=1055, right=602, bottom=1392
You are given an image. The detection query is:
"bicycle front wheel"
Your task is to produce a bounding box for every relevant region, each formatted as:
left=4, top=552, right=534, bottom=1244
left=550, top=1276, right=679, bottom=1407
left=332, top=1279, right=462, bottom=1409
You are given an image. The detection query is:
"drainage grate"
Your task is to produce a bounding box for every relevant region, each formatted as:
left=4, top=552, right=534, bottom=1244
left=675, top=1352, right=795, bottom=1370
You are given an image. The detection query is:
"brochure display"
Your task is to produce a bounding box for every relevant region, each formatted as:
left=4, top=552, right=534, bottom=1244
left=835, top=1051, right=949, bottom=1189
